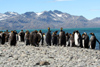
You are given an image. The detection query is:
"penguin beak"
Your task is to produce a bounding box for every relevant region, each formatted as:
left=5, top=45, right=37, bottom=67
left=90, top=33, right=93, bottom=35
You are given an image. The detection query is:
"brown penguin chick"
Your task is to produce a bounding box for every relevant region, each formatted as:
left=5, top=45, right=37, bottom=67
left=9, top=31, right=17, bottom=46
left=25, top=30, right=30, bottom=45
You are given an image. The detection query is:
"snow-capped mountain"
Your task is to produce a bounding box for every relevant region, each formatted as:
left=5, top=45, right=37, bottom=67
left=0, top=12, right=19, bottom=21
left=0, top=10, right=100, bottom=30
left=5, top=12, right=19, bottom=16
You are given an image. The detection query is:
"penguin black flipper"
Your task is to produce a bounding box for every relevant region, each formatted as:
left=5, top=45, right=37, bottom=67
left=96, top=38, right=100, bottom=49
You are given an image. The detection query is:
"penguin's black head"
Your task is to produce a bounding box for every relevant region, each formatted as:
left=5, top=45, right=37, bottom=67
left=26, top=30, right=28, bottom=32
left=69, top=33, right=72, bottom=36
left=43, top=33, right=45, bottom=34
left=60, top=27, right=63, bottom=31
left=35, top=30, right=38, bottom=33
left=55, top=31, right=58, bottom=34
left=75, top=30, right=79, bottom=33
left=14, top=30, right=17, bottom=32
left=39, top=30, right=42, bottom=33
left=90, top=33, right=94, bottom=35
left=6, top=30, right=8, bottom=32
left=73, top=31, right=75, bottom=34
left=66, top=33, right=69, bottom=36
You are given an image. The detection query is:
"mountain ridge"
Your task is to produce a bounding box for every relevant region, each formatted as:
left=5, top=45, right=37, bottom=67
left=0, top=10, right=100, bottom=30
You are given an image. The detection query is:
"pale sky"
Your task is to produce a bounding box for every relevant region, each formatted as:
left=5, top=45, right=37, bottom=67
left=0, top=0, right=100, bottom=19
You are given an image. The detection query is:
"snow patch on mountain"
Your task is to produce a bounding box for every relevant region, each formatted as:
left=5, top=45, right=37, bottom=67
left=55, top=13, right=62, bottom=17
left=36, top=12, right=43, bottom=16
left=0, top=13, right=9, bottom=20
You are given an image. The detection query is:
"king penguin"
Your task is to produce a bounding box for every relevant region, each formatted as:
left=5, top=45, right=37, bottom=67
left=82, top=32, right=89, bottom=48
left=38, top=30, right=43, bottom=46
left=42, top=33, right=46, bottom=46
left=29, top=30, right=41, bottom=47
left=69, top=33, right=75, bottom=47
left=74, top=30, right=82, bottom=47
left=25, top=30, right=30, bottom=45
left=29, top=31, right=35, bottom=46
left=46, top=27, right=51, bottom=46
left=19, top=30, right=25, bottom=42
left=0, top=31, right=6, bottom=45
left=59, top=27, right=66, bottom=47
left=9, top=31, right=17, bottom=46
left=66, top=33, right=70, bottom=46
left=52, top=31, right=58, bottom=46
left=5, top=30, right=9, bottom=42
left=89, top=33, right=96, bottom=49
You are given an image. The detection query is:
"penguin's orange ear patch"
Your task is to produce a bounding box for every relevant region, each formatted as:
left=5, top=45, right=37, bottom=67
left=82, top=34, right=84, bottom=36
left=11, top=31, right=13, bottom=33
left=48, top=27, right=50, bottom=29
left=26, top=31, right=28, bottom=34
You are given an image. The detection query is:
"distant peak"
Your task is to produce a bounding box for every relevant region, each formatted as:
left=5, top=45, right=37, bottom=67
left=24, top=12, right=35, bottom=14
left=53, top=10, right=62, bottom=14
left=5, top=12, right=18, bottom=15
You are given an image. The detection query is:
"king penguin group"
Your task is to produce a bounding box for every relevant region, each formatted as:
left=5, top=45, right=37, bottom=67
left=0, top=27, right=99, bottom=50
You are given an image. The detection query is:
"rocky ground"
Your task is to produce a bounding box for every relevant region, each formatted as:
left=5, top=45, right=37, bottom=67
left=0, top=42, right=100, bottom=67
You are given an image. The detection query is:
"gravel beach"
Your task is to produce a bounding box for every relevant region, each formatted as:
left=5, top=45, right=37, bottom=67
left=0, top=42, right=100, bottom=67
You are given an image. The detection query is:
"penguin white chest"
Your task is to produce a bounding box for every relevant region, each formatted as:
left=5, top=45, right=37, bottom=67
left=82, top=40, right=85, bottom=47
left=18, top=35, right=21, bottom=41
left=74, top=33, right=79, bottom=46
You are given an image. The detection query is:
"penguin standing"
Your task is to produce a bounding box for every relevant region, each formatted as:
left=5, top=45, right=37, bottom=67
left=38, top=30, right=43, bottom=46
left=52, top=31, right=58, bottom=46
left=9, top=31, right=17, bottom=46
left=46, top=27, right=51, bottom=46
left=25, top=30, right=30, bottom=45
left=89, top=33, right=96, bottom=49
left=29, top=31, right=35, bottom=46
left=1, top=32, right=6, bottom=45
left=14, top=30, right=18, bottom=41
left=74, top=30, right=82, bottom=47
left=5, top=30, right=9, bottom=42
left=59, top=27, right=66, bottom=47
left=19, top=30, right=25, bottom=42
left=42, top=33, right=46, bottom=46
left=82, top=32, right=89, bottom=48
left=69, top=33, right=75, bottom=47
left=29, top=30, right=41, bottom=47
left=34, top=30, right=41, bottom=47
left=66, top=33, right=70, bottom=46
left=0, top=31, right=6, bottom=45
